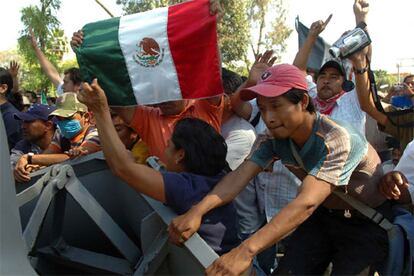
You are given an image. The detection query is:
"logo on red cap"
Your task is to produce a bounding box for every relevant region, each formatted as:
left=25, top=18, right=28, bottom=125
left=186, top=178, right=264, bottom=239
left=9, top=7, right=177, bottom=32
left=261, top=71, right=272, bottom=81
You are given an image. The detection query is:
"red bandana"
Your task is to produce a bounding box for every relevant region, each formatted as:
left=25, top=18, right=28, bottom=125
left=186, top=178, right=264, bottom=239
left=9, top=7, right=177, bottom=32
left=314, top=91, right=345, bottom=115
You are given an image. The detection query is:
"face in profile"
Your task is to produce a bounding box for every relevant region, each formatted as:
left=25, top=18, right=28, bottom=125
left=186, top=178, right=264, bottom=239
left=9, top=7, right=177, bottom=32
left=21, top=120, right=50, bottom=142
left=110, top=111, right=137, bottom=149
left=62, top=73, right=81, bottom=92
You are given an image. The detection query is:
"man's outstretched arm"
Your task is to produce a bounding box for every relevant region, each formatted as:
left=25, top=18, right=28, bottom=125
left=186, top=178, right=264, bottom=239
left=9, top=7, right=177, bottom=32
left=30, top=28, right=62, bottom=87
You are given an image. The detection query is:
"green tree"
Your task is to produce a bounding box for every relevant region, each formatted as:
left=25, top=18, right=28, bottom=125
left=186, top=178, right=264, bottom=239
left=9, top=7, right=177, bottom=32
left=17, top=0, right=67, bottom=95
left=116, top=0, right=291, bottom=76
left=245, top=0, right=292, bottom=72
left=374, top=69, right=398, bottom=90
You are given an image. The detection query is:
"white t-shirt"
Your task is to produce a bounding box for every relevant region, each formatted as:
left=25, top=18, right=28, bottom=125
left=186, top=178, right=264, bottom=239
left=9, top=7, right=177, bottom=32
left=221, top=115, right=257, bottom=170
left=249, top=99, right=267, bottom=134
left=394, top=140, right=414, bottom=202
left=56, top=82, right=64, bottom=96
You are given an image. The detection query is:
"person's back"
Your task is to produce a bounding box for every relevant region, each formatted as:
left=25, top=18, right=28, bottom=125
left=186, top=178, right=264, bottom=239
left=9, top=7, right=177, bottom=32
left=163, top=170, right=239, bottom=254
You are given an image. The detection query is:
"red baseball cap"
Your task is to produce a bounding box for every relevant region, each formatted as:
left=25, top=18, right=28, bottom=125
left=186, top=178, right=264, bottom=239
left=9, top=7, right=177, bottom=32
left=240, top=64, right=308, bottom=101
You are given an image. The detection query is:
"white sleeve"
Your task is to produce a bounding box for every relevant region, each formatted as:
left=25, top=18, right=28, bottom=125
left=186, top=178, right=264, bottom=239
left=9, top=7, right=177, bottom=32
left=225, top=128, right=256, bottom=170
left=56, top=82, right=64, bottom=96
left=249, top=99, right=260, bottom=122
left=306, top=75, right=317, bottom=99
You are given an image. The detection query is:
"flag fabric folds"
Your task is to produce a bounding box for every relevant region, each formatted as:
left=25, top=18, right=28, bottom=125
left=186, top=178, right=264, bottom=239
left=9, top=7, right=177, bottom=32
left=295, top=16, right=331, bottom=71
left=75, top=0, right=223, bottom=106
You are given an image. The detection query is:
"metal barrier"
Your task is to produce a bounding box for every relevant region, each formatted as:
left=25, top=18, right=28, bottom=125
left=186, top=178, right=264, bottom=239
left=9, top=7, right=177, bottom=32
left=1, top=115, right=218, bottom=275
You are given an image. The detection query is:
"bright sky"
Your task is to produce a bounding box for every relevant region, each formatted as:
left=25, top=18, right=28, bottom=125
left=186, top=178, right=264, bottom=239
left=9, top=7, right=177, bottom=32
left=1, top=0, right=413, bottom=73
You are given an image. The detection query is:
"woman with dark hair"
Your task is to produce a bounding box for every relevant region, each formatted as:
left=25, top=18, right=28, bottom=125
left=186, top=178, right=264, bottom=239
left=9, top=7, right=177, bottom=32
left=77, top=79, right=239, bottom=255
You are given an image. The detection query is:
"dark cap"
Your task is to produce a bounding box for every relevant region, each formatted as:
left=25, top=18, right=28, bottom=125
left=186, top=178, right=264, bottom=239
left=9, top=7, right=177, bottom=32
left=319, top=60, right=345, bottom=77
left=14, top=104, right=56, bottom=122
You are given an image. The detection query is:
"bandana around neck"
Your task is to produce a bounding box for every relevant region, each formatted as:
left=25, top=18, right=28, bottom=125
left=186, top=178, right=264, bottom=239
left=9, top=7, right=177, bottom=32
left=314, top=91, right=345, bottom=115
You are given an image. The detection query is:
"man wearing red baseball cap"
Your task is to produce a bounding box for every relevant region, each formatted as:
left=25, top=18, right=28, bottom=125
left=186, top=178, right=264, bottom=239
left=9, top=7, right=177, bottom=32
left=169, top=63, right=390, bottom=275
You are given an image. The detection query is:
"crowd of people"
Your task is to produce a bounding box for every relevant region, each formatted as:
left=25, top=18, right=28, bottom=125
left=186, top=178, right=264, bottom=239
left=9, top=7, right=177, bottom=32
left=1, top=0, right=414, bottom=275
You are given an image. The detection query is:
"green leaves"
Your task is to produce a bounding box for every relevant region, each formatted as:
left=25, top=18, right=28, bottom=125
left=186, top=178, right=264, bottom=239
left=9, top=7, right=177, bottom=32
left=17, top=0, right=68, bottom=95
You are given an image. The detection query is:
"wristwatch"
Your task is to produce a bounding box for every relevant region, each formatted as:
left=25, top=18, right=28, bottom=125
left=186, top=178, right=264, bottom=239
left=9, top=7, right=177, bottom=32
left=353, top=65, right=369, bottom=75
left=27, top=152, right=34, bottom=164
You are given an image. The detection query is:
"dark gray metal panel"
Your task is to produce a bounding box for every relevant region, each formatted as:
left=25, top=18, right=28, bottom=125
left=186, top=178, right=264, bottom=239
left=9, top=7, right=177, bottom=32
left=134, top=232, right=169, bottom=275
left=65, top=175, right=141, bottom=264
left=0, top=116, right=37, bottom=275
left=14, top=151, right=219, bottom=274
left=23, top=176, right=59, bottom=252
left=142, top=195, right=218, bottom=269
left=36, top=245, right=133, bottom=275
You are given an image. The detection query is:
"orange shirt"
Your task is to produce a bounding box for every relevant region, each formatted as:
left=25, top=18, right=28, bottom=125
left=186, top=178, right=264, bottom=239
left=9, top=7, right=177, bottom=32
left=129, top=98, right=224, bottom=163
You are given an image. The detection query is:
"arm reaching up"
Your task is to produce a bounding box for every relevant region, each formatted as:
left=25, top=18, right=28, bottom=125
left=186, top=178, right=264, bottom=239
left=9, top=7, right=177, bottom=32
left=8, top=61, right=20, bottom=94
left=30, top=28, right=62, bottom=88
left=353, top=0, right=369, bottom=25
left=293, top=14, right=332, bottom=73
left=230, top=50, right=277, bottom=120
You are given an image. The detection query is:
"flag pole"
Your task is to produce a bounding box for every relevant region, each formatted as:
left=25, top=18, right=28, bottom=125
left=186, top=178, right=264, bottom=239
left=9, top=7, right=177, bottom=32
left=94, top=0, right=115, bottom=18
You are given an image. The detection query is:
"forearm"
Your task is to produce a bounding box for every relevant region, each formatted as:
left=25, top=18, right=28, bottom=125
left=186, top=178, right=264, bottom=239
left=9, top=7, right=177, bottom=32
left=353, top=58, right=387, bottom=125
left=293, top=35, right=317, bottom=72
left=230, top=82, right=253, bottom=120
left=93, top=108, right=133, bottom=172
left=33, top=47, right=61, bottom=87
left=30, top=153, right=70, bottom=166
left=242, top=197, right=318, bottom=256
left=12, top=77, right=19, bottom=93
left=93, top=107, right=166, bottom=201
left=192, top=161, right=261, bottom=216
left=240, top=176, right=332, bottom=257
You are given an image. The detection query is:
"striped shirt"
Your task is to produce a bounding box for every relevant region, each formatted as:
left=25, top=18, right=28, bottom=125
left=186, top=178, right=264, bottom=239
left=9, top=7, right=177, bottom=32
left=249, top=113, right=368, bottom=186
left=49, top=125, right=101, bottom=153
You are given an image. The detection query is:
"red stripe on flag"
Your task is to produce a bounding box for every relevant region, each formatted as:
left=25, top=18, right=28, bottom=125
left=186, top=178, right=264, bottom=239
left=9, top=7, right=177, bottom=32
left=167, top=0, right=223, bottom=99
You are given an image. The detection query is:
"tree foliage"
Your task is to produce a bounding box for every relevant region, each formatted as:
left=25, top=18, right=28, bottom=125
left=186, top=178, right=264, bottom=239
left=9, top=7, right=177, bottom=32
left=374, top=69, right=398, bottom=90
left=116, top=0, right=291, bottom=75
left=17, top=0, right=68, bottom=95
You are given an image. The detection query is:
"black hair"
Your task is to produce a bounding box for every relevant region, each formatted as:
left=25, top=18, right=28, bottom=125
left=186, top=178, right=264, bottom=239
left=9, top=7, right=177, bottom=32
left=0, top=67, right=13, bottom=94
left=403, top=74, right=414, bottom=83
left=47, top=97, right=57, bottom=105
left=64, top=67, right=82, bottom=85
left=8, top=92, right=24, bottom=111
left=221, top=67, right=243, bottom=95
left=171, top=118, right=228, bottom=176
left=283, top=88, right=316, bottom=113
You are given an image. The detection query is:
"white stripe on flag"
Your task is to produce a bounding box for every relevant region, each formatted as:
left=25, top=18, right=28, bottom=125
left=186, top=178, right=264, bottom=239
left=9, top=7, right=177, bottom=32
left=118, top=7, right=181, bottom=105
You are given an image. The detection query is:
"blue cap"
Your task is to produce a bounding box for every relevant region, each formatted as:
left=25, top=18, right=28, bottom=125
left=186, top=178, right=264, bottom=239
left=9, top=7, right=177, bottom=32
left=391, top=95, right=413, bottom=110
left=14, top=104, right=56, bottom=122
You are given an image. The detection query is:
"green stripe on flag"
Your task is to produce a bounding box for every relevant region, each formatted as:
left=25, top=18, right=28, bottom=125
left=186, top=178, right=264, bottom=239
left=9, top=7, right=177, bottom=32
left=75, top=17, right=137, bottom=106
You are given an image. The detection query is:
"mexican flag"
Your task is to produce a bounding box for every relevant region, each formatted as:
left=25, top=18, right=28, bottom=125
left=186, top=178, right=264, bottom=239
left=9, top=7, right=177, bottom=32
left=75, top=0, right=223, bottom=106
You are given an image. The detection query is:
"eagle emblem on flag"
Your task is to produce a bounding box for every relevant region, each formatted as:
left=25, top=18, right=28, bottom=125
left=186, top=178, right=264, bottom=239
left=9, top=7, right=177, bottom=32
left=134, top=37, right=164, bottom=67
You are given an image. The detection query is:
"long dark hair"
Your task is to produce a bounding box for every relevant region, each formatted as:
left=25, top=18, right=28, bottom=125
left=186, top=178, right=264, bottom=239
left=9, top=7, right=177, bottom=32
left=171, top=118, right=228, bottom=176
